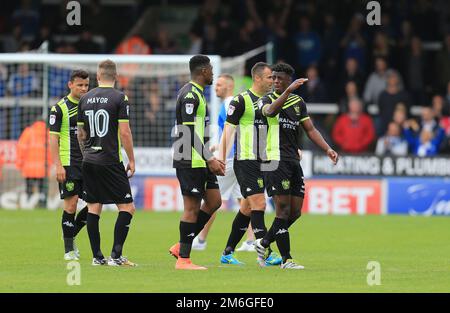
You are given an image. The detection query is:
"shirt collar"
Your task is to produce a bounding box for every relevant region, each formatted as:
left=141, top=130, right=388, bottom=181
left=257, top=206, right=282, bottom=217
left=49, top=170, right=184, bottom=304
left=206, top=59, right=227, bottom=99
left=223, top=96, right=234, bottom=104
left=67, top=94, right=79, bottom=104
left=249, top=88, right=263, bottom=98
left=190, top=81, right=204, bottom=92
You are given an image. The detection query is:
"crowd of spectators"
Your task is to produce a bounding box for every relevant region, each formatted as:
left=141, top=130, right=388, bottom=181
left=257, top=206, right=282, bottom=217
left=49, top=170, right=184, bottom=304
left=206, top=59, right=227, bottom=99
left=0, top=0, right=449, bottom=155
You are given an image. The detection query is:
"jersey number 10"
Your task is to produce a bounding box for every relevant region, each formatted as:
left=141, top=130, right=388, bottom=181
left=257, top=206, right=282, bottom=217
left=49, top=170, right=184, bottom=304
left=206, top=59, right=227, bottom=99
left=85, top=109, right=109, bottom=137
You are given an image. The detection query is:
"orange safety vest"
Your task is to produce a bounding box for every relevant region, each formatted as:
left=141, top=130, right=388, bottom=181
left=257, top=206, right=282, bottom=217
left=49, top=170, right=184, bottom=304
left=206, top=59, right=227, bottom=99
left=0, top=152, right=3, bottom=179
left=15, top=121, right=52, bottom=178
left=115, top=36, right=152, bottom=89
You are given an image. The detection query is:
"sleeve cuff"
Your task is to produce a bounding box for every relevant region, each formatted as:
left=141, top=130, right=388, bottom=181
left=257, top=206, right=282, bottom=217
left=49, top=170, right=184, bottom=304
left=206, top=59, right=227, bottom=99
left=182, top=122, right=195, bottom=125
left=203, top=148, right=214, bottom=161
left=118, top=119, right=129, bottom=123
left=49, top=131, right=60, bottom=135
left=77, top=122, right=84, bottom=125
left=300, top=116, right=310, bottom=122
left=261, top=104, right=269, bottom=116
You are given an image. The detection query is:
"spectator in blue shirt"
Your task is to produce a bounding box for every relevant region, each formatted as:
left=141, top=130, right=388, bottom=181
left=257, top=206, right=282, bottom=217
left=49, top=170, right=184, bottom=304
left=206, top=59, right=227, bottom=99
left=49, top=66, right=72, bottom=98
left=7, top=63, right=38, bottom=97
left=294, top=16, right=321, bottom=71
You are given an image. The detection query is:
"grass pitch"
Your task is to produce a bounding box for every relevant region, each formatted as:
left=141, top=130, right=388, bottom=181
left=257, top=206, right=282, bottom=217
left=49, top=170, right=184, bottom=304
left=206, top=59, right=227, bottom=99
left=0, top=209, right=449, bottom=293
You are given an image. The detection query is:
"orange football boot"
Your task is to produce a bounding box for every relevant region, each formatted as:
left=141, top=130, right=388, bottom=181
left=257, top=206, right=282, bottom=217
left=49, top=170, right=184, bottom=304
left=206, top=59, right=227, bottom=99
left=175, top=257, right=207, bottom=270
left=169, top=242, right=180, bottom=259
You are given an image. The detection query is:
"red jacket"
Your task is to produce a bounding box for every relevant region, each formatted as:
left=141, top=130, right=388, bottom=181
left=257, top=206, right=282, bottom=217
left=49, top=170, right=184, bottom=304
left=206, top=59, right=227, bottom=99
left=332, top=113, right=375, bottom=153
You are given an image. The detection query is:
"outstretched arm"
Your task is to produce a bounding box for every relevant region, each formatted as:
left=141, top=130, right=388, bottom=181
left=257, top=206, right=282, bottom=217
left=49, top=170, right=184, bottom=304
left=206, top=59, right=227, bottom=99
left=302, top=118, right=339, bottom=165
left=263, top=78, right=308, bottom=117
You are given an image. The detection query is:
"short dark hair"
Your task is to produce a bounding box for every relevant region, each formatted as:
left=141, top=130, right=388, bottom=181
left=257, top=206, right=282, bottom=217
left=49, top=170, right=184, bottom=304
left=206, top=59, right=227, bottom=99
left=70, top=69, right=89, bottom=82
left=251, top=62, right=270, bottom=79
left=271, top=62, right=295, bottom=77
left=189, top=55, right=210, bottom=74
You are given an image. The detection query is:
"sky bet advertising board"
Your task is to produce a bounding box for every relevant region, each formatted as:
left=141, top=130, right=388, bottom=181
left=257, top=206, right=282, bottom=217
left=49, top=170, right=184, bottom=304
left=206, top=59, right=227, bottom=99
left=387, top=178, right=450, bottom=216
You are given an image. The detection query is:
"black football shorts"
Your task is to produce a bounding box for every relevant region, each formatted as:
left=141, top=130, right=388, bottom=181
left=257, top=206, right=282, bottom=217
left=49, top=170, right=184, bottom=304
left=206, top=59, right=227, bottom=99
left=58, top=165, right=83, bottom=200
left=263, top=160, right=305, bottom=198
left=233, top=160, right=265, bottom=198
left=82, top=162, right=133, bottom=204
left=176, top=167, right=219, bottom=198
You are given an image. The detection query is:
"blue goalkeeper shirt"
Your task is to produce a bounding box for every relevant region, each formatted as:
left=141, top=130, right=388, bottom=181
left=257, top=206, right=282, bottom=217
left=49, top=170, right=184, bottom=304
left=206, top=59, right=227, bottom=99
left=218, top=96, right=234, bottom=160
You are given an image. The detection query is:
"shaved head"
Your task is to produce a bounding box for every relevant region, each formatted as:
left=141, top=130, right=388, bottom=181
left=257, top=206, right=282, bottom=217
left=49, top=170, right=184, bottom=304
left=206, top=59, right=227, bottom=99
left=215, top=73, right=234, bottom=99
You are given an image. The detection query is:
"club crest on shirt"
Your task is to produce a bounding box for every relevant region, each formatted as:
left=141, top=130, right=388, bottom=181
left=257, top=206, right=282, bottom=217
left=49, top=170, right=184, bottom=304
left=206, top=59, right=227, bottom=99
left=49, top=115, right=56, bottom=125
left=227, top=105, right=235, bottom=116
left=257, top=99, right=264, bottom=109
left=185, top=103, right=194, bottom=114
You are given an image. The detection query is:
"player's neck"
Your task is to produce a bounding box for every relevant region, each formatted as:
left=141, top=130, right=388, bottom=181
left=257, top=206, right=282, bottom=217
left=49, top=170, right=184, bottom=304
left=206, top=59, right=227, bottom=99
left=250, top=86, right=264, bottom=97
left=67, top=93, right=79, bottom=104
left=98, top=80, right=115, bottom=88
left=221, top=94, right=233, bottom=101
left=190, top=78, right=205, bottom=90
left=273, top=89, right=285, bottom=96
